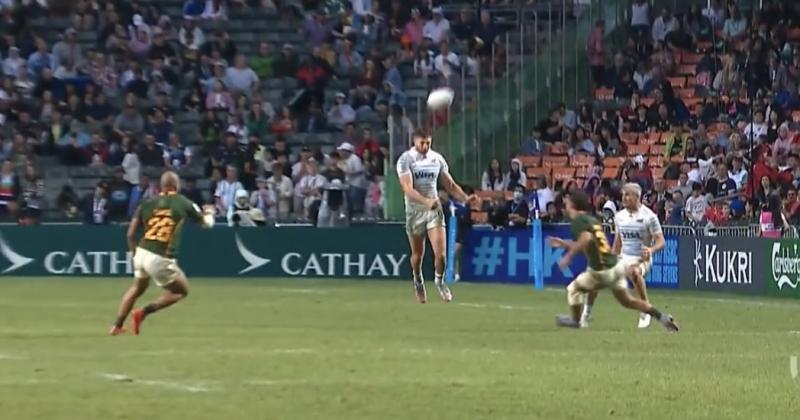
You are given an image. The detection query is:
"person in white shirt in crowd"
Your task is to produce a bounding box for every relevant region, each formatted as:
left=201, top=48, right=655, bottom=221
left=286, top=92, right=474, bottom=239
left=3, top=46, right=25, bottom=78
left=337, top=142, right=368, bottom=215
left=434, top=41, right=460, bottom=81
left=703, top=0, right=726, bottom=29
left=742, top=110, right=768, bottom=142
left=227, top=189, right=263, bottom=227
left=481, top=158, right=506, bottom=191
left=162, top=133, right=193, bottom=170
left=327, top=92, right=356, bottom=131
left=630, top=0, right=651, bottom=33
left=179, top=19, right=205, bottom=49
left=651, top=8, right=677, bottom=43
left=214, top=165, right=243, bottom=214
left=294, top=158, right=326, bottom=218
left=224, top=54, right=259, bottom=96
left=727, top=155, right=748, bottom=190
left=250, top=176, right=273, bottom=218
left=202, top=0, right=228, bottom=20
left=423, top=7, right=450, bottom=44
left=684, top=182, right=709, bottom=224
left=528, top=175, right=554, bottom=216
left=268, top=162, right=294, bottom=219
left=292, top=146, right=314, bottom=183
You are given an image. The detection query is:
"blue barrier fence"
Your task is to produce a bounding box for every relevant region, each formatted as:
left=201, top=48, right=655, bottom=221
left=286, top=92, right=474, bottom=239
left=460, top=225, right=680, bottom=289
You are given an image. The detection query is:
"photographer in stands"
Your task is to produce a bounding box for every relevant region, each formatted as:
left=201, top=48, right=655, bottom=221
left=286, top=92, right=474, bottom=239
left=228, top=189, right=265, bottom=227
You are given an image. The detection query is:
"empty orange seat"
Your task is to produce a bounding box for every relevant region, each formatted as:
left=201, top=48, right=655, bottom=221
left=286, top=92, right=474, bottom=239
left=548, top=142, right=569, bottom=155
left=516, top=155, right=541, bottom=168
left=527, top=167, right=551, bottom=179
left=648, top=155, right=664, bottom=168
left=552, top=167, right=576, bottom=182
left=603, top=156, right=625, bottom=168
left=650, top=144, right=666, bottom=156
left=542, top=156, right=569, bottom=168
left=620, top=132, right=640, bottom=144
left=627, top=144, right=650, bottom=156
left=571, top=153, right=595, bottom=167
left=640, top=132, right=663, bottom=145
left=601, top=167, right=619, bottom=179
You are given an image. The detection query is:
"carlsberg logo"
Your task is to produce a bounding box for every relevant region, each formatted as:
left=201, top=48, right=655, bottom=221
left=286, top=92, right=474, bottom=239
left=771, top=243, right=800, bottom=290
left=694, top=244, right=752, bottom=285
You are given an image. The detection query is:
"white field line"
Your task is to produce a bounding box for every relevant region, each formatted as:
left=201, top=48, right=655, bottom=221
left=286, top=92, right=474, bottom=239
left=0, top=352, right=27, bottom=360
left=278, top=288, right=329, bottom=295
left=99, top=373, right=213, bottom=393
left=0, top=378, right=59, bottom=386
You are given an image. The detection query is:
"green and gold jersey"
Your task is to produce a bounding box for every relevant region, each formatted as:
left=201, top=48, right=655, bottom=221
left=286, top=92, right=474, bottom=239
left=570, top=213, right=617, bottom=271
left=135, top=192, right=204, bottom=258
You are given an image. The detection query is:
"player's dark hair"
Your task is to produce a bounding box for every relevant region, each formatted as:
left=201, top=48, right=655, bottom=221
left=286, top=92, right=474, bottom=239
left=567, top=190, right=593, bottom=212
left=413, top=127, right=430, bottom=140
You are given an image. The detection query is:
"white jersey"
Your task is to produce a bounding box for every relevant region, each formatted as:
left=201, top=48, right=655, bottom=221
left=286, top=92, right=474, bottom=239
left=396, top=147, right=448, bottom=212
left=614, top=206, right=662, bottom=258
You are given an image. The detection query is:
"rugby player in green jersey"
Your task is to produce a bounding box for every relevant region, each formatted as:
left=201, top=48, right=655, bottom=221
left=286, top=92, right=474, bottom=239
left=547, top=190, right=679, bottom=331
left=109, top=171, right=216, bottom=336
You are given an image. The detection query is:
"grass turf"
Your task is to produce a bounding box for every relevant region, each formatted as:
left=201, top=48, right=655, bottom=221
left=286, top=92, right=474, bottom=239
left=0, top=277, right=798, bottom=419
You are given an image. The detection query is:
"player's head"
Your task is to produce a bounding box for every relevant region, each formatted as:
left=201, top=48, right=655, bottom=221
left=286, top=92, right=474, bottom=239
left=564, top=190, right=592, bottom=219
left=160, top=171, right=180, bottom=192
left=621, top=183, right=642, bottom=210
left=413, top=128, right=432, bottom=154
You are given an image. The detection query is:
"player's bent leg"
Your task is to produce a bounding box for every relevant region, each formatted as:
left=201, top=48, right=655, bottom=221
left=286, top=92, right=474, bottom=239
left=610, top=288, right=679, bottom=332
left=407, top=233, right=427, bottom=303
left=132, top=266, right=189, bottom=335
left=110, top=276, right=150, bottom=336
left=427, top=226, right=452, bottom=302
left=558, top=273, right=595, bottom=328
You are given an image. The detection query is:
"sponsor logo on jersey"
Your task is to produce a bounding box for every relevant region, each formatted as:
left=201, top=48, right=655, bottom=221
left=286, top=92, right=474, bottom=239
left=413, top=171, right=437, bottom=179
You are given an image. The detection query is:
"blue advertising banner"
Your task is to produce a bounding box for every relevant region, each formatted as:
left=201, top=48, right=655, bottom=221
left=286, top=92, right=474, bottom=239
left=461, top=225, right=679, bottom=288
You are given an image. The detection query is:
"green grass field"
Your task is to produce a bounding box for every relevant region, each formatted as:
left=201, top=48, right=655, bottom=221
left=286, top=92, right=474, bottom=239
left=0, top=277, right=798, bottom=419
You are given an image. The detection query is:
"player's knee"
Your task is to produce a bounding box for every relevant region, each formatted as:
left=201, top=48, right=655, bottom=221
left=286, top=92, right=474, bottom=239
left=433, top=252, right=446, bottom=267
left=566, top=282, right=586, bottom=306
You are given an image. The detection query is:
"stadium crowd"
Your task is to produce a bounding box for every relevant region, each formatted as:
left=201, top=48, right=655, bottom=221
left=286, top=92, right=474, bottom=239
left=0, top=0, right=510, bottom=226
left=480, top=0, right=800, bottom=237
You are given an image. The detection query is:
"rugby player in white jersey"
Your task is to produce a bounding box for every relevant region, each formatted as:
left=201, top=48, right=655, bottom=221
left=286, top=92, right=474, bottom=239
left=581, top=183, right=665, bottom=328
left=396, top=128, right=476, bottom=303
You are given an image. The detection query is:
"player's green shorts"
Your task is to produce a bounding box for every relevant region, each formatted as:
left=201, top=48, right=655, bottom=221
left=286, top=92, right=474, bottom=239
left=405, top=208, right=446, bottom=236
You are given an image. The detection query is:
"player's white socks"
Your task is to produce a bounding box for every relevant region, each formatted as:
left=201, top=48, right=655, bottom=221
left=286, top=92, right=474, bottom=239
left=583, top=304, right=593, bottom=316
left=434, top=273, right=444, bottom=286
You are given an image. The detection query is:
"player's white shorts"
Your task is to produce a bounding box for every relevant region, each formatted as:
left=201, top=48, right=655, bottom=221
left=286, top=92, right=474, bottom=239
left=133, top=247, right=185, bottom=287
left=621, top=254, right=652, bottom=278
left=405, top=207, right=445, bottom=236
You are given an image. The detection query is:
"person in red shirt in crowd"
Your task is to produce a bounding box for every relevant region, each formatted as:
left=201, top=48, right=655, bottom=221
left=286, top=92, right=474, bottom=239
left=84, top=133, right=110, bottom=166
left=355, top=127, right=381, bottom=158
left=785, top=186, right=800, bottom=223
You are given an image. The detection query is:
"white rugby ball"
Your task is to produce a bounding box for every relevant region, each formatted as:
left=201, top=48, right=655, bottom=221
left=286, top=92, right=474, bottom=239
left=426, top=87, right=455, bottom=111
